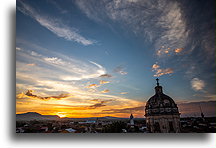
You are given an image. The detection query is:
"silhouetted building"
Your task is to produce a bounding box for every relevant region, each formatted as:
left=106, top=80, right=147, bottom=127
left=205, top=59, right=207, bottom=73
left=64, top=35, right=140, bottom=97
left=145, top=78, right=180, bottom=133
left=129, top=114, right=134, bottom=126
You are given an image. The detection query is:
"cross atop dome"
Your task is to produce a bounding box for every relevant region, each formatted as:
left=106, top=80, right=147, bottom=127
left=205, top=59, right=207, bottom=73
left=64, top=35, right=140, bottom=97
left=155, top=78, right=163, bottom=94
left=156, top=78, right=159, bottom=86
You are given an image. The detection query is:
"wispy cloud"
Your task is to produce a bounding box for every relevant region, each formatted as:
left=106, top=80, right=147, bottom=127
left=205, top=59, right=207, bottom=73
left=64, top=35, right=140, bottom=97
left=16, top=47, right=22, bottom=51
left=75, top=0, right=187, bottom=50
left=16, top=42, right=145, bottom=118
left=156, top=47, right=184, bottom=56
left=174, top=48, right=184, bottom=53
left=16, top=42, right=107, bottom=83
left=86, top=84, right=100, bottom=88
left=154, top=68, right=173, bottom=77
left=26, top=63, right=36, bottom=66
left=44, top=57, right=67, bottom=65
left=47, top=0, right=68, bottom=14
left=101, top=89, right=110, bottom=93
left=120, top=92, right=128, bottom=95
left=114, top=65, right=127, bottom=75
left=89, top=102, right=106, bottom=109
left=152, top=63, right=160, bottom=70
left=75, top=0, right=215, bottom=84
left=99, top=80, right=110, bottom=84
left=86, top=80, right=109, bottom=90
left=18, top=0, right=95, bottom=45
left=191, top=78, right=205, bottom=91
left=30, top=51, right=41, bottom=57
left=88, top=100, right=112, bottom=109
left=152, top=63, right=173, bottom=77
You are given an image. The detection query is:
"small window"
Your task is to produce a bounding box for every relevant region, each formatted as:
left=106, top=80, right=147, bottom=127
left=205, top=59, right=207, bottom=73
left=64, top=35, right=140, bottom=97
left=169, top=121, right=174, bottom=132
left=154, top=122, right=161, bottom=133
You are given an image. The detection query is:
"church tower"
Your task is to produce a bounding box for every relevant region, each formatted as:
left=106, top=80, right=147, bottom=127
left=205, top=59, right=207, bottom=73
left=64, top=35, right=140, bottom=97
left=145, top=79, right=181, bottom=133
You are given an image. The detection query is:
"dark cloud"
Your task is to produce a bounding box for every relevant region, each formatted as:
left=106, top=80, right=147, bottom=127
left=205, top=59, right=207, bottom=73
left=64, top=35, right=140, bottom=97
left=89, top=102, right=106, bottom=109
left=91, top=99, right=100, bottom=102
left=18, top=90, right=69, bottom=100
left=99, top=73, right=112, bottom=78
left=89, top=100, right=112, bottom=109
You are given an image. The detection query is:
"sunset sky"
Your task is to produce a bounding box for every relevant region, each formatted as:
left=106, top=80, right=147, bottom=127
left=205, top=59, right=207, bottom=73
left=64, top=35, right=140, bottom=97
left=16, top=0, right=215, bottom=118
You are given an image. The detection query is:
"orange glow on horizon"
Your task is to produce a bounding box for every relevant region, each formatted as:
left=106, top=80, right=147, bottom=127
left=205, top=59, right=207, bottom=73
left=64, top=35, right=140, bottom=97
left=16, top=90, right=145, bottom=118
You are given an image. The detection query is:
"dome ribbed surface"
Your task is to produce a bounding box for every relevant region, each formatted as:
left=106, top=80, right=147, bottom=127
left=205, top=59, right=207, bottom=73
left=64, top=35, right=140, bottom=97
left=145, top=85, right=180, bottom=116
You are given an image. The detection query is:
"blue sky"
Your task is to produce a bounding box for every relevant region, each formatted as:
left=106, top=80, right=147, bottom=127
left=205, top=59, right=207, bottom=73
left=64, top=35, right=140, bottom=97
left=16, top=0, right=215, bottom=117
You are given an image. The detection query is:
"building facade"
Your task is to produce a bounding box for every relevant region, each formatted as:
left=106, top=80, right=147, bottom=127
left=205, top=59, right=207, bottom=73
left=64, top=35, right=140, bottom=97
left=145, top=79, right=181, bottom=133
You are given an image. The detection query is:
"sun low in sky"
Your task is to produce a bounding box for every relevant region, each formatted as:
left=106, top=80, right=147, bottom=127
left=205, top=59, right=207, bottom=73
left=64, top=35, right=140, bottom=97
left=16, top=0, right=215, bottom=118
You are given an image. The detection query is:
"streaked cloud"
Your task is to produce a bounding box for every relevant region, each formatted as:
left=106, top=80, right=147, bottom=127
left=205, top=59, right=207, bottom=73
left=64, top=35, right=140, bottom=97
left=101, top=89, right=110, bottom=93
left=44, top=57, right=67, bottom=65
left=156, top=47, right=184, bottom=56
left=16, top=0, right=215, bottom=118
left=120, top=92, right=128, bottom=95
left=99, top=74, right=112, bottom=78
left=16, top=43, right=106, bottom=81
left=75, top=0, right=216, bottom=83
left=191, top=78, right=205, bottom=91
left=75, top=0, right=187, bottom=51
left=16, top=47, right=22, bottom=51
left=26, top=63, right=36, bottom=66
left=17, top=90, right=69, bottom=100
left=88, top=100, right=113, bottom=109
left=16, top=82, right=144, bottom=117
left=30, top=51, right=41, bottom=57
left=99, top=80, right=110, bottom=84
left=152, top=63, right=173, bottom=77
left=89, top=61, right=104, bottom=69
left=47, top=0, right=68, bottom=14
left=18, top=0, right=94, bottom=45
left=86, top=84, right=100, bottom=88
left=152, top=63, right=160, bottom=70
left=154, top=68, right=173, bottom=77
left=89, top=102, right=106, bottom=109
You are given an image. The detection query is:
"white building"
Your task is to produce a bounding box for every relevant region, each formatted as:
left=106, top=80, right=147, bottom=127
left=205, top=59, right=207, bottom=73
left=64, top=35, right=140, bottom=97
left=129, top=114, right=134, bottom=126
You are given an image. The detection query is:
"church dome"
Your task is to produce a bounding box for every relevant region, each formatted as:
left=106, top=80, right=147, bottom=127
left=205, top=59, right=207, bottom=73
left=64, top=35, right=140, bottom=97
left=145, top=79, right=180, bottom=116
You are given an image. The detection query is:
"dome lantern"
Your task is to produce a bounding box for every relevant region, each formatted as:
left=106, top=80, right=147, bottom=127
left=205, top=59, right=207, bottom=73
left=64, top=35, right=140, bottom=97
left=155, top=78, right=163, bottom=94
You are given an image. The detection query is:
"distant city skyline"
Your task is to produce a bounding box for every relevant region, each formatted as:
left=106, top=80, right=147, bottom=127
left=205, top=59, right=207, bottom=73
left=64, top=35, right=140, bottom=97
left=16, top=0, right=215, bottom=118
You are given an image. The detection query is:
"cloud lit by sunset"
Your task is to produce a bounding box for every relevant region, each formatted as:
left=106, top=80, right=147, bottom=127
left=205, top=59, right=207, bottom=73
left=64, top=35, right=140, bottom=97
left=16, top=0, right=215, bottom=119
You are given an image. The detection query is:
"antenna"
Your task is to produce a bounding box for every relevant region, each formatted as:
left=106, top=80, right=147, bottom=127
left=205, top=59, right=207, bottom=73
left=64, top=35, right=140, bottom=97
left=199, top=104, right=204, bottom=119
